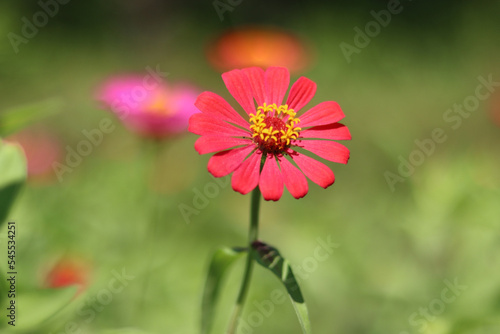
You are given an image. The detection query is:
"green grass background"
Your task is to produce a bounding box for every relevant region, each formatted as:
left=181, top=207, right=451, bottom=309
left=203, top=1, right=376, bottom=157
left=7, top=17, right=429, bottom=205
left=1, top=1, right=500, bottom=333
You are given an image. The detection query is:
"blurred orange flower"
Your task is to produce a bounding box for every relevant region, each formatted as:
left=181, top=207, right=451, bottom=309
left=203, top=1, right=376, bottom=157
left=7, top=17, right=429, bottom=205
left=489, top=89, right=500, bottom=127
left=206, top=26, right=312, bottom=73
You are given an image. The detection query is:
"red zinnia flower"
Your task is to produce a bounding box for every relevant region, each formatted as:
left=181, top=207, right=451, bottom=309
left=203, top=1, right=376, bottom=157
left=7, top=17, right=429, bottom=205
left=189, top=67, right=351, bottom=201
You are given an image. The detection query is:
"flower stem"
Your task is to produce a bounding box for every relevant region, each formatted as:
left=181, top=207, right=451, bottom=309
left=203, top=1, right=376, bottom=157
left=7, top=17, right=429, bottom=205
left=137, top=140, right=163, bottom=314
left=227, top=187, right=261, bottom=334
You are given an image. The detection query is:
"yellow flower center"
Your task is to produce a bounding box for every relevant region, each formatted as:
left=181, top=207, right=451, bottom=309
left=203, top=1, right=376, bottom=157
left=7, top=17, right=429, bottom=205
left=249, top=103, right=301, bottom=153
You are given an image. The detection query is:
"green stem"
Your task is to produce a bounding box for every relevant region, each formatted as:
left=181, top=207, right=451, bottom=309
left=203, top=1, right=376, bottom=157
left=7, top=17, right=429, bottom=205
left=227, top=187, right=261, bottom=334
left=138, top=193, right=162, bottom=307
left=137, top=139, right=163, bottom=314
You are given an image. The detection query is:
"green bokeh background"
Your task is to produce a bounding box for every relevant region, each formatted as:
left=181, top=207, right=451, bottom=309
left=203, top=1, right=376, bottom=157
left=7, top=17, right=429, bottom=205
left=1, top=0, right=500, bottom=333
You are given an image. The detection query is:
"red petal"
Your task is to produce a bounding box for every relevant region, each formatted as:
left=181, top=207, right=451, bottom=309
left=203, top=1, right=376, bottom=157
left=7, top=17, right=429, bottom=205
left=189, top=113, right=250, bottom=137
left=277, top=155, right=308, bottom=199
left=289, top=150, right=335, bottom=188
left=264, top=67, right=290, bottom=105
left=195, top=91, right=249, bottom=128
left=299, top=101, right=345, bottom=128
left=294, top=140, right=350, bottom=164
left=222, top=69, right=256, bottom=115
left=299, top=123, right=351, bottom=140
left=195, top=136, right=251, bottom=154
left=232, top=151, right=261, bottom=195
left=259, top=155, right=284, bottom=201
left=286, top=76, right=317, bottom=112
left=242, top=67, right=265, bottom=106
left=208, top=145, right=255, bottom=177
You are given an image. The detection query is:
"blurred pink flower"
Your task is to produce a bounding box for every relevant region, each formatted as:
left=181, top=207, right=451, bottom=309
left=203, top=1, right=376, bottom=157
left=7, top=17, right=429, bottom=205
left=7, top=129, right=61, bottom=182
left=206, top=26, right=312, bottom=73
left=97, top=75, right=200, bottom=138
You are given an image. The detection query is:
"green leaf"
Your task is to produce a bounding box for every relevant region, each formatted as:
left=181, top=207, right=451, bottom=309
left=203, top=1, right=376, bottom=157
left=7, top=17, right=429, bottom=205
left=252, top=241, right=312, bottom=334
left=0, top=140, right=26, bottom=229
left=0, top=98, right=63, bottom=137
left=201, top=246, right=246, bottom=334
